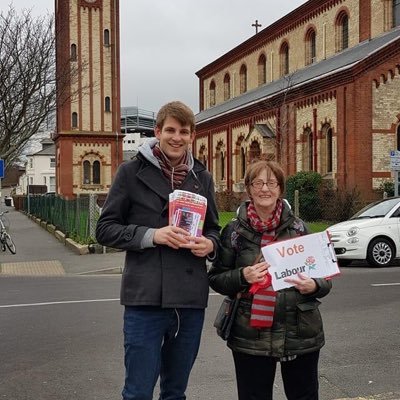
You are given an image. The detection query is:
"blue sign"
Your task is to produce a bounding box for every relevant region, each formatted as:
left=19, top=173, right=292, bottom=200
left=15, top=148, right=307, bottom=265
left=0, top=159, right=4, bottom=178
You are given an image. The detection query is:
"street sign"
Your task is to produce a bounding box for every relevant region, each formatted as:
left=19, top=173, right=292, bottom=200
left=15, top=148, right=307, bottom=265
left=0, top=159, right=4, bottom=178
left=389, top=150, right=400, bottom=171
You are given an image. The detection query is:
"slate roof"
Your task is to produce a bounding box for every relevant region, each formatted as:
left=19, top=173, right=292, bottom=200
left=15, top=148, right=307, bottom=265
left=32, top=143, right=55, bottom=156
left=251, top=124, right=275, bottom=139
left=196, top=27, right=400, bottom=124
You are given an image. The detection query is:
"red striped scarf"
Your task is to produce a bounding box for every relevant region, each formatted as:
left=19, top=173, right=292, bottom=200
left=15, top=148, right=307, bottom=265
left=153, top=144, right=189, bottom=189
left=247, top=199, right=283, bottom=328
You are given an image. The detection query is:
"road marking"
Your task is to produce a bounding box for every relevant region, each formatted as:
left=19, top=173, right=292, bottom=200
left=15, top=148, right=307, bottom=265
left=333, top=393, right=400, bottom=400
left=371, top=282, right=400, bottom=287
left=0, top=260, right=65, bottom=276
left=0, top=292, right=221, bottom=309
left=0, top=298, right=119, bottom=309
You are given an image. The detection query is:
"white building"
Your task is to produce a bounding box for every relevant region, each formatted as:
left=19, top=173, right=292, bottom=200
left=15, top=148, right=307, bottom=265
left=121, top=107, right=156, bottom=156
left=18, top=138, right=56, bottom=194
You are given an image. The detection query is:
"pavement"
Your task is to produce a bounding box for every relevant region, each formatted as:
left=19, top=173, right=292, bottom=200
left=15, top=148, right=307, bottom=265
left=0, top=206, right=125, bottom=276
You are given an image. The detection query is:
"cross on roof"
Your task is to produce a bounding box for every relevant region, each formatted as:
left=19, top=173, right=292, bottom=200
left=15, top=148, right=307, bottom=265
left=252, top=19, right=262, bottom=34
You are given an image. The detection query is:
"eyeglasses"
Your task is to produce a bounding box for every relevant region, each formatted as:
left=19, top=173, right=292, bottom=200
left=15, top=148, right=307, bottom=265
left=250, top=180, right=279, bottom=190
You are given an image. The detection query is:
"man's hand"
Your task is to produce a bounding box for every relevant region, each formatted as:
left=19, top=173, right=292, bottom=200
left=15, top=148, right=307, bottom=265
left=153, top=226, right=191, bottom=249
left=179, top=236, right=214, bottom=257
left=284, top=272, right=317, bottom=294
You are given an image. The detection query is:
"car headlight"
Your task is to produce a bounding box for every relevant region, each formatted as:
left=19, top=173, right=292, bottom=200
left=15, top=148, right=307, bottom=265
left=346, top=227, right=359, bottom=237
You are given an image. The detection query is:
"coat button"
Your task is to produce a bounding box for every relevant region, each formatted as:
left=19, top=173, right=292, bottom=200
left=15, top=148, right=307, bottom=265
left=194, top=184, right=199, bottom=190
left=124, top=232, right=132, bottom=241
left=186, top=268, right=193, bottom=274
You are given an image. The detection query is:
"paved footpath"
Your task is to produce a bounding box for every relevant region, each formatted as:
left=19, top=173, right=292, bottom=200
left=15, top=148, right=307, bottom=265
left=0, top=207, right=125, bottom=276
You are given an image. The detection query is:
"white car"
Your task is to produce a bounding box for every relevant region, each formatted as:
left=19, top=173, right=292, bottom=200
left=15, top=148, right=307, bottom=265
left=327, top=197, right=400, bottom=267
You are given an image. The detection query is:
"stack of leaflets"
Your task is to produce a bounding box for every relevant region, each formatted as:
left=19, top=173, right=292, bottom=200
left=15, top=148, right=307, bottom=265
left=169, top=190, right=208, bottom=237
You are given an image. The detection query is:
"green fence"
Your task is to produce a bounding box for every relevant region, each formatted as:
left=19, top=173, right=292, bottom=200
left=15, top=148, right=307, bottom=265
left=19, top=195, right=332, bottom=245
left=21, top=195, right=99, bottom=244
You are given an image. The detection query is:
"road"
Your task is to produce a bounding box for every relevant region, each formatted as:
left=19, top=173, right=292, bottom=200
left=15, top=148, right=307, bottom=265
left=0, top=266, right=399, bottom=400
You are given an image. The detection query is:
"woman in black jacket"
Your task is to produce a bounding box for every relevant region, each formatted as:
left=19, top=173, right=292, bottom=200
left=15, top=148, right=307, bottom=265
left=209, top=160, right=332, bottom=400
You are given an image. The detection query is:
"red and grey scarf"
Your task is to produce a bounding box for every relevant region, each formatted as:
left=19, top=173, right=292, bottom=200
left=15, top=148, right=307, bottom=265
left=153, top=144, right=189, bottom=190
left=247, top=199, right=283, bottom=328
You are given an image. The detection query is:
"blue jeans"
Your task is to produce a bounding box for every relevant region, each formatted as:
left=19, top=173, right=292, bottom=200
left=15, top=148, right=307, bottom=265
left=122, top=306, right=205, bottom=400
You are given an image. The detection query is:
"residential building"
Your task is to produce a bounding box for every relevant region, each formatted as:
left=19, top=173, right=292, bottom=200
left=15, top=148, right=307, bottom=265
left=19, top=138, right=56, bottom=194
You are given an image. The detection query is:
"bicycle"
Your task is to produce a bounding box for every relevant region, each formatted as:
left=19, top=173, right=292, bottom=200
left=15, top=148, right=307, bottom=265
left=0, top=210, right=16, bottom=254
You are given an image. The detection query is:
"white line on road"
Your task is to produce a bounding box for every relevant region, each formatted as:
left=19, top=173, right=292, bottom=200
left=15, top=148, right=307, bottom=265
left=371, top=282, right=400, bottom=287
left=0, top=292, right=222, bottom=309
left=0, top=298, right=120, bottom=308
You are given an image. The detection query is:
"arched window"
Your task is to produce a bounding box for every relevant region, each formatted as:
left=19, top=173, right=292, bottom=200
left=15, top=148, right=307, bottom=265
left=82, top=158, right=102, bottom=185
left=397, top=124, right=400, bottom=151
left=326, top=128, right=333, bottom=173
left=70, top=44, right=77, bottom=61
left=93, top=161, right=101, bottom=184
left=220, top=152, right=225, bottom=181
left=104, top=29, right=110, bottom=46
left=394, top=0, right=400, bottom=27
left=336, top=12, right=349, bottom=52
left=307, top=129, right=314, bottom=171
left=199, top=145, right=208, bottom=169
left=280, top=42, right=289, bottom=77
left=239, top=64, right=247, bottom=94
left=249, top=141, right=261, bottom=162
left=223, top=73, right=231, bottom=101
left=305, top=29, right=316, bottom=65
left=209, top=80, right=216, bottom=107
left=83, top=160, right=91, bottom=184
left=258, top=54, right=267, bottom=86
left=216, top=141, right=225, bottom=183
left=240, top=147, right=246, bottom=179
left=72, top=112, right=78, bottom=128
left=105, top=96, right=111, bottom=112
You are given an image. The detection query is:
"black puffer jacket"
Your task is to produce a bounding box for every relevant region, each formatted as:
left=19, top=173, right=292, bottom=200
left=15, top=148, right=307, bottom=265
left=208, top=201, right=332, bottom=357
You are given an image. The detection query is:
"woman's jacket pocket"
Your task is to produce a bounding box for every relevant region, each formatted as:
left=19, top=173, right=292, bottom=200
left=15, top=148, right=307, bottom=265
left=296, top=300, right=322, bottom=338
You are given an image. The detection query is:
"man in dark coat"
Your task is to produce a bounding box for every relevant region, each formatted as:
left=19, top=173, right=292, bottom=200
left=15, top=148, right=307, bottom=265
left=96, top=101, right=220, bottom=400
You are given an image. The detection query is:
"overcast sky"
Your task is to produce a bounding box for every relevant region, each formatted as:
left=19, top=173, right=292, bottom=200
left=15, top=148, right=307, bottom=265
left=8, top=0, right=305, bottom=113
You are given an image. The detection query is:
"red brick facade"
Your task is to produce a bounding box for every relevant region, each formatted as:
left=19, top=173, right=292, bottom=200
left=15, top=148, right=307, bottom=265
left=194, top=0, right=400, bottom=202
left=54, top=0, right=122, bottom=199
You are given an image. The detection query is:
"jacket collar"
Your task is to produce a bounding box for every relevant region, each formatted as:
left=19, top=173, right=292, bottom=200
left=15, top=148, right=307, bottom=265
left=135, top=153, right=206, bottom=203
left=235, top=200, right=295, bottom=243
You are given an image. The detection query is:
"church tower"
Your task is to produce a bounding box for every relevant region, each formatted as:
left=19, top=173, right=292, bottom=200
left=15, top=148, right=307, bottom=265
left=54, top=0, right=122, bottom=198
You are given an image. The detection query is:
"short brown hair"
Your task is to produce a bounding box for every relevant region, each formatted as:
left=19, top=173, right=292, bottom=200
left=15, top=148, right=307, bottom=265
left=156, top=101, right=195, bottom=133
left=244, top=160, right=286, bottom=196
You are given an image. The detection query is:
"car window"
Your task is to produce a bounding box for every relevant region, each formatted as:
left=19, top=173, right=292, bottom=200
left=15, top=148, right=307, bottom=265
left=350, top=198, right=400, bottom=220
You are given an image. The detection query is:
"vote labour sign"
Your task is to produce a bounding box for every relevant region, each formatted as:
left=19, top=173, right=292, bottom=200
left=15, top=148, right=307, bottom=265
left=261, top=231, right=340, bottom=291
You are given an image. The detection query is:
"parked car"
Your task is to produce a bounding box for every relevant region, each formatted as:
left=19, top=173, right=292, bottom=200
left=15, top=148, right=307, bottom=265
left=327, top=197, right=400, bottom=267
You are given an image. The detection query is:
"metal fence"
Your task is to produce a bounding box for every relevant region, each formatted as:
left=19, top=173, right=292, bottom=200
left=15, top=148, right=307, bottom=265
left=21, top=194, right=100, bottom=244
left=16, top=187, right=379, bottom=244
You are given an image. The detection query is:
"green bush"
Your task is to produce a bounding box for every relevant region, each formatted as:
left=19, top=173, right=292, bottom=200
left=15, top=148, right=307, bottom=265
left=286, top=171, right=323, bottom=221
left=378, top=180, right=394, bottom=197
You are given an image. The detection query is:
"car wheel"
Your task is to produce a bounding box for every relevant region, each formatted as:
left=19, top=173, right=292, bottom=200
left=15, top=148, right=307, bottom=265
left=366, top=238, right=394, bottom=267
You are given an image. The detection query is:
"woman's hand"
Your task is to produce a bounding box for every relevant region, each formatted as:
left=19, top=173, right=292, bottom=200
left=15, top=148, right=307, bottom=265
left=284, top=272, right=317, bottom=294
left=242, top=261, right=270, bottom=284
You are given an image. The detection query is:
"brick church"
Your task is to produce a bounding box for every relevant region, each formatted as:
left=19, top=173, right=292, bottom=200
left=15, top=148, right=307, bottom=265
left=54, top=0, right=122, bottom=198
left=193, top=0, right=400, bottom=202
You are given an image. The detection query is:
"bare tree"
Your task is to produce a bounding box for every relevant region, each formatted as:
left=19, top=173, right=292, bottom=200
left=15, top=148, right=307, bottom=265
left=0, top=6, right=79, bottom=168
left=255, top=73, right=298, bottom=164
